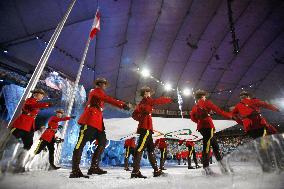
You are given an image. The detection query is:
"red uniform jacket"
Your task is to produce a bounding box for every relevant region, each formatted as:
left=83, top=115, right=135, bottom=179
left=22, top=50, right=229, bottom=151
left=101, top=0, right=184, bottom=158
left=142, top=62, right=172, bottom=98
left=124, top=138, right=136, bottom=148
left=181, top=151, right=189, bottom=159
left=12, top=97, right=50, bottom=132
left=176, top=152, right=182, bottom=160
left=185, top=141, right=195, bottom=148
left=40, top=116, right=71, bottom=143
left=190, top=99, right=231, bottom=131
left=78, top=88, right=125, bottom=131
left=135, top=96, right=172, bottom=131
left=231, top=98, right=279, bottom=132
left=155, top=138, right=167, bottom=149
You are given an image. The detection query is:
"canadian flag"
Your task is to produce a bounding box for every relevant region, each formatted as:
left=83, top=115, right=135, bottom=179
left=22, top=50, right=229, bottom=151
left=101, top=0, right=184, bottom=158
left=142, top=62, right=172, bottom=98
left=89, top=9, right=100, bottom=39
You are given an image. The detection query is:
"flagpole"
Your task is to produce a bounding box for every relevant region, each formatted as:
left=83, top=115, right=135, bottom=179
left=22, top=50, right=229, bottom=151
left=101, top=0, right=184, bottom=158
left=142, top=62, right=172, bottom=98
left=0, top=0, right=77, bottom=160
left=55, top=15, right=99, bottom=164
left=177, top=87, right=184, bottom=118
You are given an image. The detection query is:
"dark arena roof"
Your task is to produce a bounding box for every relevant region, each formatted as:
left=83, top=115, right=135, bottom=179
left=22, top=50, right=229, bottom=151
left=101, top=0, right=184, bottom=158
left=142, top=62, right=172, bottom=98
left=0, top=0, right=284, bottom=122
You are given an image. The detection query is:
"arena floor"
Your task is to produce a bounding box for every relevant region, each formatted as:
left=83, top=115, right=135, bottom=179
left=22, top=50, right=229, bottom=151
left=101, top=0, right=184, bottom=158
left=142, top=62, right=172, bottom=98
left=0, top=164, right=283, bottom=189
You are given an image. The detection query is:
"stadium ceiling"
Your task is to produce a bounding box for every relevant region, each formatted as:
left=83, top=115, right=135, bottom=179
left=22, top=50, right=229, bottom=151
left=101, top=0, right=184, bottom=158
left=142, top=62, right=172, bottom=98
left=0, top=0, right=284, bottom=115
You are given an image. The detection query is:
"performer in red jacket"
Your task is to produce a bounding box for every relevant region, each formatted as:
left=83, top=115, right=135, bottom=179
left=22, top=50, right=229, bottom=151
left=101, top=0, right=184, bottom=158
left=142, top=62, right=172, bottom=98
left=155, top=138, right=168, bottom=170
left=69, top=78, right=130, bottom=178
left=179, top=140, right=201, bottom=169
left=231, top=91, right=280, bottom=172
left=124, top=137, right=136, bottom=171
left=231, top=91, right=279, bottom=139
left=181, top=150, right=189, bottom=165
left=10, top=89, right=51, bottom=172
left=190, top=89, right=231, bottom=175
left=34, top=109, right=73, bottom=170
left=176, top=151, right=182, bottom=165
left=11, top=89, right=51, bottom=150
left=131, top=86, right=174, bottom=178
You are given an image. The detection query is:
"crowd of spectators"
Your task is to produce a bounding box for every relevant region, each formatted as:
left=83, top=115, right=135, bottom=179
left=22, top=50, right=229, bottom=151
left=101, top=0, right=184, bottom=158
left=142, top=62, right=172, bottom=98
left=154, top=134, right=252, bottom=163
left=216, top=135, right=251, bottom=156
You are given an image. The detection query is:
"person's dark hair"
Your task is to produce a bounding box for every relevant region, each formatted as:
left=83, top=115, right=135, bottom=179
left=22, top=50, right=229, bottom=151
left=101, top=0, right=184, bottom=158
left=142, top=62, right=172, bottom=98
left=239, top=91, right=251, bottom=99
left=194, top=89, right=208, bottom=100
left=94, top=78, right=109, bottom=87
left=140, top=86, right=152, bottom=97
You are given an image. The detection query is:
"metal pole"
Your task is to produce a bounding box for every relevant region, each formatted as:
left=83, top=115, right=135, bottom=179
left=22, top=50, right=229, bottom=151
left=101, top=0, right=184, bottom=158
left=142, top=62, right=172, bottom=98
left=0, top=0, right=77, bottom=158
left=55, top=9, right=101, bottom=164
left=55, top=18, right=97, bottom=163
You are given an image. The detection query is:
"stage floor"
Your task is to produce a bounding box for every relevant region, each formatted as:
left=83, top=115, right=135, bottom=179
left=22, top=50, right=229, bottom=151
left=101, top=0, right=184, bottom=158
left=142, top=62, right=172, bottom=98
left=0, top=164, right=283, bottom=189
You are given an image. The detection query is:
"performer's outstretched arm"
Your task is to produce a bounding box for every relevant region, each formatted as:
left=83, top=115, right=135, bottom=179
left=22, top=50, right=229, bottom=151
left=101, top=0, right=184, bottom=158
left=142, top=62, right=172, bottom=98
left=94, top=93, right=126, bottom=109
left=207, top=100, right=231, bottom=119
left=25, top=99, right=50, bottom=109
left=148, top=97, right=172, bottom=106
left=254, top=99, right=280, bottom=112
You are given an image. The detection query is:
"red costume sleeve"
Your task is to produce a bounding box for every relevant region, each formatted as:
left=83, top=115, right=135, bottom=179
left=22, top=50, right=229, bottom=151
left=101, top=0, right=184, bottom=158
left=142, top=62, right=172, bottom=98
left=59, top=117, right=71, bottom=122
left=94, top=91, right=125, bottom=109
left=254, top=99, right=279, bottom=112
left=207, top=100, right=231, bottom=119
left=25, top=99, right=50, bottom=109
left=148, top=97, right=172, bottom=106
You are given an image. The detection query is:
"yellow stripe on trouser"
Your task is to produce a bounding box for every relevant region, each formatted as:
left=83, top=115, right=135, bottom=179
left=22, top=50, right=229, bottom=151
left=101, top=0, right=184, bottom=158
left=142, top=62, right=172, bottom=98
left=126, top=147, right=130, bottom=158
left=75, top=125, right=88, bottom=150
left=138, top=130, right=149, bottom=152
left=10, top=128, right=16, bottom=134
left=263, top=128, right=267, bottom=137
left=189, top=148, right=193, bottom=157
left=261, top=128, right=268, bottom=149
left=206, top=128, right=214, bottom=153
left=34, top=140, right=43, bottom=154
left=162, top=148, right=166, bottom=159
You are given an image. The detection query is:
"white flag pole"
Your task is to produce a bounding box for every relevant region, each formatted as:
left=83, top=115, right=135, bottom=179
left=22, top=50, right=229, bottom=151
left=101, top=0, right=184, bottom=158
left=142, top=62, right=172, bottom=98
left=177, top=87, right=184, bottom=118
left=55, top=13, right=99, bottom=164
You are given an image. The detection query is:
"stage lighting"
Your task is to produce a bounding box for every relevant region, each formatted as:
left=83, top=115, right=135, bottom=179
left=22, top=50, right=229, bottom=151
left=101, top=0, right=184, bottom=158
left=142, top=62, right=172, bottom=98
left=164, top=83, right=172, bottom=91
left=183, top=88, right=191, bottom=96
left=3, top=50, right=8, bottom=53
left=141, top=68, right=150, bottom=78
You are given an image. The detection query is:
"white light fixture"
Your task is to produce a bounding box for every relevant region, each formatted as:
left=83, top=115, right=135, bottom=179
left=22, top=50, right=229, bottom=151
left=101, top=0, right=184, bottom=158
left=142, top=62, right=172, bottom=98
left=141, top=68, right=150, bottom=78
left=164, top=83, right=172, bottom=91
left=183, top=88, right=191, bottom=96
left=3, top=50, right=8, bottom=53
